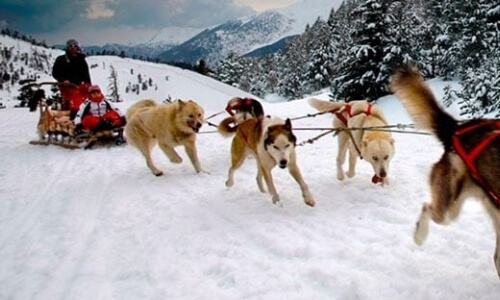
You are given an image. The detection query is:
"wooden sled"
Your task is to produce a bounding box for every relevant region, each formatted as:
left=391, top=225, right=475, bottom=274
left=29, top=127, right=126, bottom=150
left=28, top=82, right=125, bottom=150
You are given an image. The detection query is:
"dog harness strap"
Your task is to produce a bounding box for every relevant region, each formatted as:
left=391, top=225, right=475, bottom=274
left=452, top=120, right=500, bottom=206
left=366, top=104, right=373, bottom=115
left=333, top=104, right=350, bottom=126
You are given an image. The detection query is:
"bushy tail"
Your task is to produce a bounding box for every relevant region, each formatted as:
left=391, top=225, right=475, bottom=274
left=390, top=65, right=457, bottom=149
left=308, top=98, right=346, bottom=113
left=217, top=116, right=238, bottom=137
left=126, top=99, right=157, bottom=120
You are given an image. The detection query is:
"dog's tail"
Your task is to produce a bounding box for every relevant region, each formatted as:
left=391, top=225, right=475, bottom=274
left=308, top=98, right=346, bottom=113
left=390, top=65, right=457, bottom=149
left=217, top=116, right=238, bottom=137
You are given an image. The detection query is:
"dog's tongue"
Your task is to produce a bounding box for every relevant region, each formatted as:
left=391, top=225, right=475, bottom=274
left=371, top=174, right=383, bottom=184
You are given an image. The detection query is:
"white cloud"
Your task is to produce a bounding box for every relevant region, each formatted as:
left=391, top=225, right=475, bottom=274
left=234, top=0, right=299, bottom=12
left=84, top=0, right=115, bottom=19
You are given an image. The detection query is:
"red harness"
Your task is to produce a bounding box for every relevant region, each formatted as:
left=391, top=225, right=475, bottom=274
left=226, top=98, right=253, bottom=116
left=331, top=103, right=373, bottom=126
left=452, top=119, right=500, bottom=206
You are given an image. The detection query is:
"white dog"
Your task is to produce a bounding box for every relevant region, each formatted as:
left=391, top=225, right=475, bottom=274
left=309, top=99, right=395, bottom=185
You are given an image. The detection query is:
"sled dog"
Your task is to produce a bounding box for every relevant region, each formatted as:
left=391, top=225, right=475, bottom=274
left=308, top=98, right=395, bottom=185
left=225, top=97, right=265, bottom=124
left=125, top=99, right=205, bottom=176
left=391, top=64, right=500, bottom=280
left=218, top=116, right=315, bottom=207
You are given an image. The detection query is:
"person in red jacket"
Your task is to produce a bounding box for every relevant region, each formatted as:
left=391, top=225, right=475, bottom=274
left=74, top=85, right=126, bottom=134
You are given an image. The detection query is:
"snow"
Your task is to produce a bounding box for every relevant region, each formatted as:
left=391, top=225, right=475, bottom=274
left=1, top=38, right=500, bottom=299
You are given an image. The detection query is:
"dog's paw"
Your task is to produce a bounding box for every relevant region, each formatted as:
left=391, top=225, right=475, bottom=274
left=414, top=221, right=429, bottom=246
left=153, top=171, right=164, bottom=177
left=346, top=170, right=355, bottom=178
left=271, top=194, right=281, bottom=206
left=337, top=170, right=345, bottom=181
left=225, top=178, right=234, bottom=187
left=304, top=197, right=316, bottom=207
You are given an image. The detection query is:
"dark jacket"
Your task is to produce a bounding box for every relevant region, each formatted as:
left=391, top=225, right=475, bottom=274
left=52, top=53, right=91, bottom=85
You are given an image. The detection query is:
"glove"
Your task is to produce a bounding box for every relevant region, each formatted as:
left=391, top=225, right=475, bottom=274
left=74, top=123, right=83, bottom=135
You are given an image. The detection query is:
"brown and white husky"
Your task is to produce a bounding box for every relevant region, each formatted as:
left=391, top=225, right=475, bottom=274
left=218, top=116, right=315, bottom=207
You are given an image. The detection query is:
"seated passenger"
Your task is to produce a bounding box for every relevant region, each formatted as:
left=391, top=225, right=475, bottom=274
left=74, top=85, right=126, bottom=134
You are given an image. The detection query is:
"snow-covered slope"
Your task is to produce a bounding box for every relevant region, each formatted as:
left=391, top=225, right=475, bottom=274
left=2, top=44, right=499, bottom=298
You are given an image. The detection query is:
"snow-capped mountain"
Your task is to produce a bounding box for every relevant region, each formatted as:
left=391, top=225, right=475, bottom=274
left=158, top=0, right=343, bottom=65
left=82, top=0, right=342, bottom=65
left=82, top=27, right=205, bottom=59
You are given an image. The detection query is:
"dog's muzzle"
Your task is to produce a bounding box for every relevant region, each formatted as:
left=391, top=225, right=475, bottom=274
left=279, top=159, right=288, bottom=169
left=190, top=122, right=202, bottom=133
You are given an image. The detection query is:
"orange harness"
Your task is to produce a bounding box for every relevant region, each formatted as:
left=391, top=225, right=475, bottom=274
left=452, top=119, right=500, bottom=207
left=331, top=103, right=373, bottom=126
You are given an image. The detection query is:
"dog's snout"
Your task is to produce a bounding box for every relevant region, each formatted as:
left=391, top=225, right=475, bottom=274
left=279, top=159, right=288, bottom=168
left=379, top=169, right=387, bottom=178
left=196, top=122, right=202, bottom=129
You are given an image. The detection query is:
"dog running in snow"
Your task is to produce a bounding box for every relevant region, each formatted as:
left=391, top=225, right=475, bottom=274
left=125, top=99, right=205, bottom=176
left=308, top=98, right=395, bottom=185
left=391, top=64, right=500, bottom=280
left=218, top=115, right=315, bottom=207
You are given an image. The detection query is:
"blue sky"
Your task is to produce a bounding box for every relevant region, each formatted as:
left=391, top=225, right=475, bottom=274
left=0, top=0, right=299, bottom=46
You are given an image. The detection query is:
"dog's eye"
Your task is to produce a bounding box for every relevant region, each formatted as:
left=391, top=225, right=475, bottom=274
left=273, top=145, right=280, bottom=150
left=372, top=156, right=378, bottom=161
left=285, top=144, right=290, bottom=149
left=384, top=155, right=389, bottom=160
left=188, top=114, right=194, bottom=118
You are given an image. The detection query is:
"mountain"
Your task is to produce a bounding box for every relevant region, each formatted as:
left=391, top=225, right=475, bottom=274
left=61, top=27, right=205, bottom=60
left=155, top=0, right=343, bottom=65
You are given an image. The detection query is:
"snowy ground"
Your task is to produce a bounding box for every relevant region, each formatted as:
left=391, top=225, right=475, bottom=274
left=1, top=77, right=500, bottom=299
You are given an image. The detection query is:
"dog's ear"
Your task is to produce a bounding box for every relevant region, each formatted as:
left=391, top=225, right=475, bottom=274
left=284, top=118, right=292, bottom=130
left=176, top=99, right=185, bottom=111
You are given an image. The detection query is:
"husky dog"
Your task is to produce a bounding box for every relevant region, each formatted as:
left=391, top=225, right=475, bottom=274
left=224, top=97, right=265, bottom=126
left=391, top=64, right=500, bottom=280
left=218, top=116, right=315, bottom=207
left=125, top=99, right=205, bottom=176
left=309, top=98, right=395, bottom=185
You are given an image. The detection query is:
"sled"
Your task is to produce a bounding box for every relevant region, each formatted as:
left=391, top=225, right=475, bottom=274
left=26, top=82, right=126, bottom=150
left=29, top=127, right=126, bottom=150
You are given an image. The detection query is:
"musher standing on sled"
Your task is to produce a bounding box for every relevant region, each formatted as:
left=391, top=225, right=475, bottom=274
left=52, top=39, right=91, bottom=118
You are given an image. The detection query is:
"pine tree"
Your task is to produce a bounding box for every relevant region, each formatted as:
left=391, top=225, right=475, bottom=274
left=107, top=65, right=122, bottom=102
left=331, top=0, right=392, bottom=101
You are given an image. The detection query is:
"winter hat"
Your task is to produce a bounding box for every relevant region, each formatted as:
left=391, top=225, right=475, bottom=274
left=88, top=85, right=104, bottom=102
left=66, top=39, right=80, bottom=50
left=88, top=85, right=101, bottom=93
